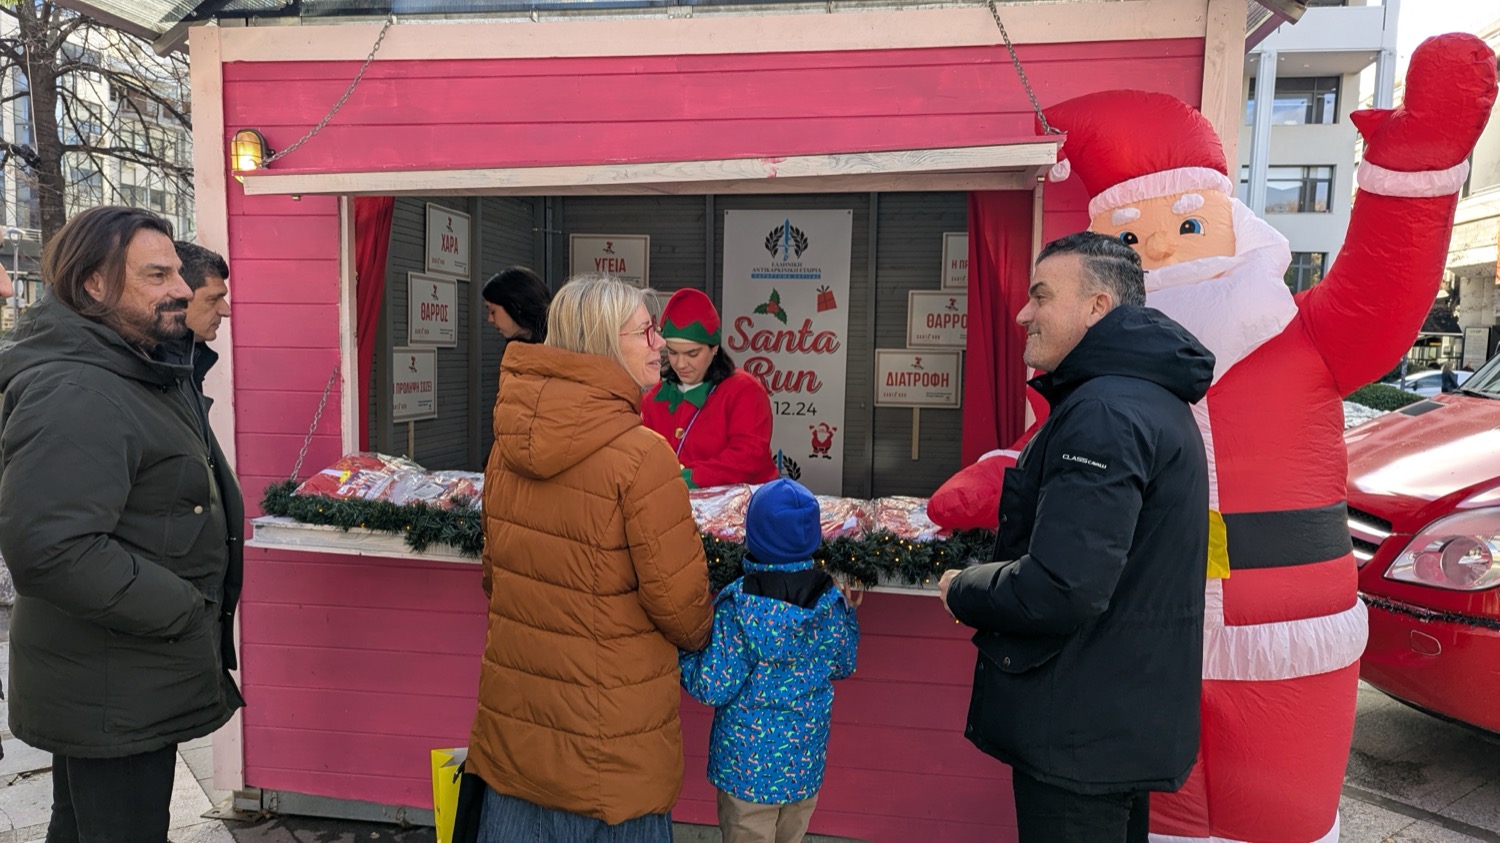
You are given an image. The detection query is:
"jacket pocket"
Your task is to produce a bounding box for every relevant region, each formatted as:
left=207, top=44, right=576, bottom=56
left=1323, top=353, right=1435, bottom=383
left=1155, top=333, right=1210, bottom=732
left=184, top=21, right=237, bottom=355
left=160, top=456, right=214, bottom=558
left=104, top=600, right=221, bottom=734
left=973, top=630, right=1068, bottom=675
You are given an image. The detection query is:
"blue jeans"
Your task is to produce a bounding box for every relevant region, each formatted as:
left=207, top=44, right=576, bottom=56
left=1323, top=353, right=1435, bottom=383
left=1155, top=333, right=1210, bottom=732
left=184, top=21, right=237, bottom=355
left=478, top=786, right=672, bottom=843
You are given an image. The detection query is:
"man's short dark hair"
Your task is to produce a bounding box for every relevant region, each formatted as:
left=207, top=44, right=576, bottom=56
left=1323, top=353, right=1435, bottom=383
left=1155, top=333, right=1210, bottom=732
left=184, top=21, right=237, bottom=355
left=482, top=266, right=552, bottom=343
left=1036, top=231, right=1146, bottom=308
left=43, top=206, right=174, bottom=320
left=175, top=241, right=229, bottom=292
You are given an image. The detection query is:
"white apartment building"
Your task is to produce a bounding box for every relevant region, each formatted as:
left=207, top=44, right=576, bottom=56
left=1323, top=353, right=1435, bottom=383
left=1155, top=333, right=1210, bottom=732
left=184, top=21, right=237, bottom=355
left=1448, top=19, right=1500, bottom=367
left=1238, top=0, right=1400, bottom=293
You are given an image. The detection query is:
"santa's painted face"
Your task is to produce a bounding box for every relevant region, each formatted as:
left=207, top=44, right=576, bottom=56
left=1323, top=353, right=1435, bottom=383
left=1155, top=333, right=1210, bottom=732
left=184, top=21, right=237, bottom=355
left=1090, top=189, right=1236, bottom=270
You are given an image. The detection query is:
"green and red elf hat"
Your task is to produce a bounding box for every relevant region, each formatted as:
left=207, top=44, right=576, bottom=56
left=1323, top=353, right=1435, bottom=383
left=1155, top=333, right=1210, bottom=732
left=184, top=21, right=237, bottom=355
left=660, top=288, right=721, bottom=346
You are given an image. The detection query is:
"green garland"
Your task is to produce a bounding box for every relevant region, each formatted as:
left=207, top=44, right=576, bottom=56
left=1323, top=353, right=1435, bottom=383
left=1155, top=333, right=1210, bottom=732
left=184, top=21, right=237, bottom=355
left=261, top=480, right=996, bottom=591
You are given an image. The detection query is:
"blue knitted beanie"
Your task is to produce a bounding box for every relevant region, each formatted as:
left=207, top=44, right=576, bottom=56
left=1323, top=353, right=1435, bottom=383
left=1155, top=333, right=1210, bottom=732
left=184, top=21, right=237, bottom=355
left=745, top=479, right=822, bottom=566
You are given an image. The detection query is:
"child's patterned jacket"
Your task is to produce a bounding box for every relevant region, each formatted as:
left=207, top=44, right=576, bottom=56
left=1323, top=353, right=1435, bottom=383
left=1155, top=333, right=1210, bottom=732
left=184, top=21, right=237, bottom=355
left=680, top=559, right=860, bottom=804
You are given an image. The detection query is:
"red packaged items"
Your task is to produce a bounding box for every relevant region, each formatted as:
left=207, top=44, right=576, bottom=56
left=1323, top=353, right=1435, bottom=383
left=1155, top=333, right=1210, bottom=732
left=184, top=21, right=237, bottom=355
left=815, top=496, right=871, bottom=540
left=293, top=452, right=420, bottom=501
left=381, top=470, right=484, bottom=510
left=871, top=496, right=947, bottom=541
left=690, top=484, right=752, bottom=541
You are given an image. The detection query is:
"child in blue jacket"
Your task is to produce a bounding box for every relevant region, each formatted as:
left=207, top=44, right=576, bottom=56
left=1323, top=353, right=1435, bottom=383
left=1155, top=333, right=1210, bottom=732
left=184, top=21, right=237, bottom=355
left=680, top=479, right=860, bottom=843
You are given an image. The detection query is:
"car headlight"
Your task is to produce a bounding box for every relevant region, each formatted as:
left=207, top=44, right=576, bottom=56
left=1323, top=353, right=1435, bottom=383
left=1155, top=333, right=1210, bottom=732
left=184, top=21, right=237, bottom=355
left=1385, top=508, right=1500, bottom=592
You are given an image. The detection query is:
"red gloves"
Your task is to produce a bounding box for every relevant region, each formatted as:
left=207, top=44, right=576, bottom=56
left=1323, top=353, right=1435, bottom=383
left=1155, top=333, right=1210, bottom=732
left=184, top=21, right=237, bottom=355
left=1352, top=33, right=1498, bottom=172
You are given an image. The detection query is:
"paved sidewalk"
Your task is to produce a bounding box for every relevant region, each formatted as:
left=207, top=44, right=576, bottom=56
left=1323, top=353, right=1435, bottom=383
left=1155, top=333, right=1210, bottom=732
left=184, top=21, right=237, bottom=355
left=0, top=639, right=234, bottom=843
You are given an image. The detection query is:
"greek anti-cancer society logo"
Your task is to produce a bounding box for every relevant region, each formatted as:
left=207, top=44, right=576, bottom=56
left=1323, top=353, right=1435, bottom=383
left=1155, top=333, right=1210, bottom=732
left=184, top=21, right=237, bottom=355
left=751, top=218, right=821, bottom=281
left=764, top=221, right=809, bottom=261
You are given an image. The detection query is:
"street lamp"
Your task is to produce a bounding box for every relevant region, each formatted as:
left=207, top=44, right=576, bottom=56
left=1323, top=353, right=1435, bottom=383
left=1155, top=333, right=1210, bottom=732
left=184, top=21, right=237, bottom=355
left=4, top=227, right=25, bottom=329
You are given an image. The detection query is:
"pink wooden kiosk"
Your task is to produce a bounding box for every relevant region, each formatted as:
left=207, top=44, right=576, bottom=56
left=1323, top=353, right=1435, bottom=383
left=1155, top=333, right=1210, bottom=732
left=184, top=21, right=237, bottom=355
left=185, top=2, right=1247, bottom=839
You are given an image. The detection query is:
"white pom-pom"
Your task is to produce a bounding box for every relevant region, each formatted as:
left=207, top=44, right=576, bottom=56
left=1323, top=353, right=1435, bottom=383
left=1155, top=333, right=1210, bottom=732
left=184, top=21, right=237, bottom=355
left=1048, top=159, right=1072, bottom=182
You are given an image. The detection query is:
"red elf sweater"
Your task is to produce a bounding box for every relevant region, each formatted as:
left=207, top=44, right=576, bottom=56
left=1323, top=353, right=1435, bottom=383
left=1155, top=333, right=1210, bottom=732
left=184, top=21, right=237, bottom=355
left=642, top=370, right=778, bottom=488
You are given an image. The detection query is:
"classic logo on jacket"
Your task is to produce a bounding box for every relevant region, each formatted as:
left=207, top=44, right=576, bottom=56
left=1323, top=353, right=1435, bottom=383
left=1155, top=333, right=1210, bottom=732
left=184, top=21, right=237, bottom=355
left=1061, top=453, right=1109, bottom=471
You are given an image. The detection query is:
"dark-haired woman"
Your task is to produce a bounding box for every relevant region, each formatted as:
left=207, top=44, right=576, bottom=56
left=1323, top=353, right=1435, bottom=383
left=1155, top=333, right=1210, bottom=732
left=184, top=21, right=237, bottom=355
left=481, top=266, right=550, bottom=344
left=642, top=288, right=778, bottom=488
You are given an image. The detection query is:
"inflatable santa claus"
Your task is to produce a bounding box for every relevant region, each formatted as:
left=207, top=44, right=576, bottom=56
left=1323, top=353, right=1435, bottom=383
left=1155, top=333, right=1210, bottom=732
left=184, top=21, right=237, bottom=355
left=931, top=33, right=1497, bottom=843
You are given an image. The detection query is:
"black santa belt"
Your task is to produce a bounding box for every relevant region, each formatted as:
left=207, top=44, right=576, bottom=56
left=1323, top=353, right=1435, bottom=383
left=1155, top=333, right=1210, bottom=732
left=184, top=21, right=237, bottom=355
left=1221, top=502, right=1353, bottom=571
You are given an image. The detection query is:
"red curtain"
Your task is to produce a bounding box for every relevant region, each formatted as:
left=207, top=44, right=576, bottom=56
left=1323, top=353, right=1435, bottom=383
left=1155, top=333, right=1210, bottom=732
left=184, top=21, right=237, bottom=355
left=961, top=191, right=1035, bottom=465
left=354, top=196, right=396, bottom=451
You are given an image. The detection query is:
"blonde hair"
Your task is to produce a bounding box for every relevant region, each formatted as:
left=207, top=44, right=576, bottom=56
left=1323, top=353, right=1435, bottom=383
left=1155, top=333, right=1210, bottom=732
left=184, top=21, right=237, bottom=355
left=545, top=274, right=653, bottom=372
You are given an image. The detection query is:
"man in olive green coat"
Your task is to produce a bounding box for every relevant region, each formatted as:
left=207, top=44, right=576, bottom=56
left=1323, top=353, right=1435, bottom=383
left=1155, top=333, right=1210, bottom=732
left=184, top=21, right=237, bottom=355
left=0, top=206, right=244, bottom=842
left=177, top=239, right=244, bottom=672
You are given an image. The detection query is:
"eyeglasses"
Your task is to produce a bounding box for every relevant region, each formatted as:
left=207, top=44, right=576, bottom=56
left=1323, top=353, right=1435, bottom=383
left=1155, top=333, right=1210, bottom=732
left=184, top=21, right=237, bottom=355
left=620, top=324, right=661, bottom=343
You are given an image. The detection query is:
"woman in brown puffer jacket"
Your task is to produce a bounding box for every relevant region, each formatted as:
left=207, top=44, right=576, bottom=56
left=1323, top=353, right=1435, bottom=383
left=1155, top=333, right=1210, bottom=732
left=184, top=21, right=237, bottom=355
left=470, top=274, right=714, bottom=842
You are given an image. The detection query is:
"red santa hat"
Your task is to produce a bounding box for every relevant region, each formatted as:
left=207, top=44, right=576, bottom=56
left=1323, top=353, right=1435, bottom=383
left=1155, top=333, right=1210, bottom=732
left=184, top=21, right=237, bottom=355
left=660, top=287, right=721, bottom=346
left=1039, top=90, right=1233, bottom=219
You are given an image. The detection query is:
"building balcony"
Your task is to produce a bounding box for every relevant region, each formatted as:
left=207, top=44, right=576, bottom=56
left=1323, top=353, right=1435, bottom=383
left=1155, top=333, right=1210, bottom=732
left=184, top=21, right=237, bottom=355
left=1250, top=4, right=1388, bottom=76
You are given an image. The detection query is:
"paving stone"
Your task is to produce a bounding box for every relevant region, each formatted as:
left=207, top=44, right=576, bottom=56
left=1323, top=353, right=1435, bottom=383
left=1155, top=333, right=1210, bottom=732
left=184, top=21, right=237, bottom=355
left=0, top=773, right=53, bottom=831
left=0, top=742, right=49, bottom=780
left=168, top=819, right=236, bottom=843
left=1339, top=793, right=1419, bottom=842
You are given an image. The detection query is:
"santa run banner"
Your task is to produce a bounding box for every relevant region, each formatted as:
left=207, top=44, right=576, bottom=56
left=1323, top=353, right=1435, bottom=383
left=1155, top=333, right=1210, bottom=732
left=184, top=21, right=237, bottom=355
left=722, top=210, right=852, bottom=495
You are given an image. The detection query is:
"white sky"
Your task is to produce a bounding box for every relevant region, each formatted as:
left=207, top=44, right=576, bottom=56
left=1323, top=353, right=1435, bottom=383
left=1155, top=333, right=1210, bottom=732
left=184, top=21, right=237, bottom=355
left=1393, top=0, right=1498, bottom=76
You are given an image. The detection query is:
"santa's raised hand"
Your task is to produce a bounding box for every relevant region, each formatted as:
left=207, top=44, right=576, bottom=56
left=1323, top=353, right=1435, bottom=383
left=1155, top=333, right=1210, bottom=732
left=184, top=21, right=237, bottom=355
left=1353, top=33, right=1496, bottom=172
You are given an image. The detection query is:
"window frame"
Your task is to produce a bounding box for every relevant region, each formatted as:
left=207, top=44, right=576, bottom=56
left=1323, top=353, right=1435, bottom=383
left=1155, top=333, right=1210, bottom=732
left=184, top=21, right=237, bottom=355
left=1245, top=75, right=1341, bottom=126
left=1239, top=165, right=1334, bottom=214
left=1285, top=251, right=1328, bottom=293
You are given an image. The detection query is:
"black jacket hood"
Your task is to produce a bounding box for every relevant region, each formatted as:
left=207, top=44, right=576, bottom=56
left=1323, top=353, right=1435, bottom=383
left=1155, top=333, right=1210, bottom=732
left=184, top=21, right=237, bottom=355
left=1032, top=305, right=1214, bottom=407
left=0, top=296, right=189, bottom=392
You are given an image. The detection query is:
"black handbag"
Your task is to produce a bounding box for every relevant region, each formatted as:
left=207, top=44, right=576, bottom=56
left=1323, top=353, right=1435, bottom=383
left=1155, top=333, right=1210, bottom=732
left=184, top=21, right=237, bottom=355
left=448, top=762, right=485, bottom=843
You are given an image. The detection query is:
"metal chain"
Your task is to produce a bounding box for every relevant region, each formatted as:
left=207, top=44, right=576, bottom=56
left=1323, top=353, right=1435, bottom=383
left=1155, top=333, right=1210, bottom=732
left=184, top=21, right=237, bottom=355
left=262, top=12, right=397, bottom=167
left=291, top=365, right=341, bottom=482
left=986, top=0, right=1061, bottom=135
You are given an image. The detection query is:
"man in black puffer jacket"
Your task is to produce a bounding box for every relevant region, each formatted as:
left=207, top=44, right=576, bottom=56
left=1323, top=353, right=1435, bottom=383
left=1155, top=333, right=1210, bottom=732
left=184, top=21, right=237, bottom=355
left=940, top=231, right=1213, bottom=843
left=0, top=207, right=243, bottom=843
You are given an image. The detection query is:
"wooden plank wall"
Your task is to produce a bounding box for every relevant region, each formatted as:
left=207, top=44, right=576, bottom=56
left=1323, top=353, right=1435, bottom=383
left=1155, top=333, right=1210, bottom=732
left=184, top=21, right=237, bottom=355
left=871, top=193, right=968, bottom=497
left=220, top=40, right=1204, bottom=173
left=478, top=196, right=542, bottom=461
left=377, top=197, right=473, bottom=468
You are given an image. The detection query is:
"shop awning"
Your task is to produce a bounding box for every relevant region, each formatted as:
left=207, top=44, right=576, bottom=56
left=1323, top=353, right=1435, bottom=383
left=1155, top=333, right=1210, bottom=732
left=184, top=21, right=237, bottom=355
left=236, top=141, right=1060, bottom=197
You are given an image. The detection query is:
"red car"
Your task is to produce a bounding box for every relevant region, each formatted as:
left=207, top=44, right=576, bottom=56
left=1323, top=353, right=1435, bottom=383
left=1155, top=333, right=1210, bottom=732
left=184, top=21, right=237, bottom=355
left=1345, top=354, right=1500, bottom=735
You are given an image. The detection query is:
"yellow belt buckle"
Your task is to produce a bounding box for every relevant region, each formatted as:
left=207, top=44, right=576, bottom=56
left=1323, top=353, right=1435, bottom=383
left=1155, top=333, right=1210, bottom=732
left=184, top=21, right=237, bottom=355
left=1207, top=509, right=1229, bottom=579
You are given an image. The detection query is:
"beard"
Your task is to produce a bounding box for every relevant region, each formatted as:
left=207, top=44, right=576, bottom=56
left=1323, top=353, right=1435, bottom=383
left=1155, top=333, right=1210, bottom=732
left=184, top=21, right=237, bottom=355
left=1140, top=198, right=1299, bottom=384
left=112, top=298, right=190, bottom=348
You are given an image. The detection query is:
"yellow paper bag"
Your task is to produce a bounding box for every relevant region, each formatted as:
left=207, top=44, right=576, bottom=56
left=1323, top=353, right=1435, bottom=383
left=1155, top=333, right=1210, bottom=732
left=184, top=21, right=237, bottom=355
left=430, top=747, right=468, bottom=843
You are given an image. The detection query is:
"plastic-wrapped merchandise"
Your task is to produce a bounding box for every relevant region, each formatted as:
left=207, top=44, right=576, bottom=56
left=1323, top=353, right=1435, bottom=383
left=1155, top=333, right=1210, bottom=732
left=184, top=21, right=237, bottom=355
left=816, top=496, right=872, bottom=540
left=294, top=452, right=421, bottom=501
left=871, top=496, right=946, bottom=541
left=690, top=484, right=752, bottom=541
left=381, top=470, right=484, bottom=509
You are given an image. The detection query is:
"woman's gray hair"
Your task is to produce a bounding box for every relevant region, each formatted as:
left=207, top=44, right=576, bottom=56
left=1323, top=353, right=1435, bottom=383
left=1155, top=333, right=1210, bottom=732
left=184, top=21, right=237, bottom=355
left=545, top=274, right=652, bottom=372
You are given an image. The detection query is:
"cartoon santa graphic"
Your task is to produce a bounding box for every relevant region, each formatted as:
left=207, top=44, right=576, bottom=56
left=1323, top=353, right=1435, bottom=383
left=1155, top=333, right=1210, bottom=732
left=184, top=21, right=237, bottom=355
left=932, top=33, right=1496, bottom=843
left=808, top=422, right=836, bottom=459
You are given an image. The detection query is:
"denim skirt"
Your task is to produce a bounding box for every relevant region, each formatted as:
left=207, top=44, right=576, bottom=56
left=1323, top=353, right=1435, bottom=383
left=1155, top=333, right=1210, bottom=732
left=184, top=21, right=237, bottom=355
left=478, top=786, right=673, bottom=843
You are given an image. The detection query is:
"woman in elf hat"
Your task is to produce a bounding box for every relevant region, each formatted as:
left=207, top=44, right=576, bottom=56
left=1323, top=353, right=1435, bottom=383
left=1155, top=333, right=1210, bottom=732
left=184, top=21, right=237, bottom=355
left=643, top=288, right=778, bottom=488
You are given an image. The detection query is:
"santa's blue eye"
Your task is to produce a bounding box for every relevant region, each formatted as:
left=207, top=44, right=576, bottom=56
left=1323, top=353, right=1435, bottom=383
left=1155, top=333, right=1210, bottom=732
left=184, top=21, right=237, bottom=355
left=1119, top=232, right=1139, bottom=246
left=1179, top=218, right=1205, bottom=235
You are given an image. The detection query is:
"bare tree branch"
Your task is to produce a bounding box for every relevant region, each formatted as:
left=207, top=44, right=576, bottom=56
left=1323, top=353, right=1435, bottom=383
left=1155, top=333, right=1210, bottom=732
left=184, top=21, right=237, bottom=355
left=0, top=3, right=193, bottom=239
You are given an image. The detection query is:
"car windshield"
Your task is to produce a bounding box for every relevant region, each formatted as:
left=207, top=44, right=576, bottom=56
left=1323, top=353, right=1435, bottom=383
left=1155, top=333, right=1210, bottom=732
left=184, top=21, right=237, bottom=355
left=1458, top=354, right=1500, bottom=397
